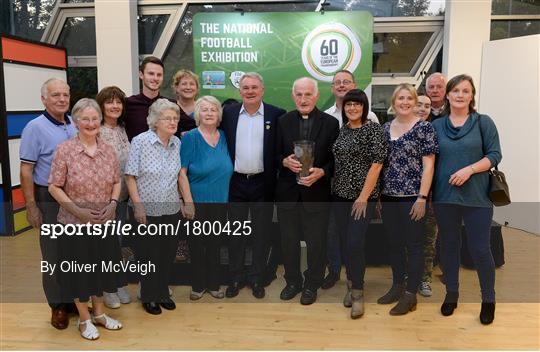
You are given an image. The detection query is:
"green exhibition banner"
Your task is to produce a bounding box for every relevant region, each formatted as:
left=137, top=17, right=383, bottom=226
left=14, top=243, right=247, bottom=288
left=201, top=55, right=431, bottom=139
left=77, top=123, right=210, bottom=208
left=193, top=11, right=373, bottom=111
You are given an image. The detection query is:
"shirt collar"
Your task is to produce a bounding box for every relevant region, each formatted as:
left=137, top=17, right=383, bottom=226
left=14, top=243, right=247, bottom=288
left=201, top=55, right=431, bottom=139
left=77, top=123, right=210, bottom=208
left=431, top=103, right=445, bottom=115
left=296, top=107, right=319, bottom=120
left=329, top=103, right=339, bottom=114
left=43, top=110, right=72, bottom=126
left=73, top=135, right=107, bottom=157
left=239, top=102, right=264, bottom=117
left=149, top=130, right=179, bottom=148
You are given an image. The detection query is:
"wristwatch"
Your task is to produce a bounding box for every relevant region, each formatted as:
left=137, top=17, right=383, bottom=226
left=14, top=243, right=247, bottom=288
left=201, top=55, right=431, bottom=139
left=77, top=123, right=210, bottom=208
left=417, top=194, right=428, bottom=200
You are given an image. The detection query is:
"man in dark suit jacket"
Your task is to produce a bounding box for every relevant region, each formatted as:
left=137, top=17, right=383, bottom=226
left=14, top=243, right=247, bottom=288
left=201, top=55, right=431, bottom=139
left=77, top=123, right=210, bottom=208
left=275, top=77, right=339, bottom=305
left=220, top=72, right=286, bottom=299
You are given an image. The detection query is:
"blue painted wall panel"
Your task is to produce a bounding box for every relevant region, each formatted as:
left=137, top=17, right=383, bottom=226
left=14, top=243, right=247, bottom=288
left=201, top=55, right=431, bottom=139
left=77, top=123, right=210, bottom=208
left=7, top=113, right=41, bottom=137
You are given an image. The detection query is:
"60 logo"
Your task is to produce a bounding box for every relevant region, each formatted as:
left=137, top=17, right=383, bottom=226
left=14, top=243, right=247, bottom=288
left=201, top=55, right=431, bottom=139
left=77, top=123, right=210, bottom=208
left=301, top=23, right=362, bottom=82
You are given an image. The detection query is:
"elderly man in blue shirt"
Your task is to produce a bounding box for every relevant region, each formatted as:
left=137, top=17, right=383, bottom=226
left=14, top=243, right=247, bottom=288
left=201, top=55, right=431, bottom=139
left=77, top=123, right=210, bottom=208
left=19, top=78, right=78, bottom=330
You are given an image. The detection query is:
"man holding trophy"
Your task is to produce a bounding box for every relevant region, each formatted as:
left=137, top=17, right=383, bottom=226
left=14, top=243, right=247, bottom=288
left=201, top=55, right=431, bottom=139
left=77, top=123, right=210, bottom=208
left=275, top=77, right=340, bottom=305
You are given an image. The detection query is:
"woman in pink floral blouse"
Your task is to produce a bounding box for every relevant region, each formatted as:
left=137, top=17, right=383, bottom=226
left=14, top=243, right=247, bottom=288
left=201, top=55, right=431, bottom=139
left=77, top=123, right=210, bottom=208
left=49, top=98, right=123, bottom=340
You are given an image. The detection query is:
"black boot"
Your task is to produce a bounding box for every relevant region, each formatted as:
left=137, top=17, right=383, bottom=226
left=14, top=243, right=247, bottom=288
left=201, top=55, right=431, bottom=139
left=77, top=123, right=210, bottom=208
left=441, top=291, right=459, bottom=316
left=480, top=302, right=495, bottom=325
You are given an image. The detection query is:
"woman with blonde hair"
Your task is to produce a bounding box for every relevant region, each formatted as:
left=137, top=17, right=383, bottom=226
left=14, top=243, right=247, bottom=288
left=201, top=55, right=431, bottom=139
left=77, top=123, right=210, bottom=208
left=172, top=69, right=198, bottom=136
left=378, top=83, right=438, bottom=315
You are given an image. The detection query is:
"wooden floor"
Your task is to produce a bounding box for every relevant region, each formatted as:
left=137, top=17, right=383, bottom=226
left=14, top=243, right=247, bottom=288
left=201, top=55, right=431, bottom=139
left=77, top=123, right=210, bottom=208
left=1, top=227, right=539, bottom=350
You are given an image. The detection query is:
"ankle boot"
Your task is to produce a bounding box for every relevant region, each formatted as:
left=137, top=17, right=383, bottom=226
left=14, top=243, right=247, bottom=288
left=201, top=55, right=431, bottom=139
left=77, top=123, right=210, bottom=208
left=480, top=302, right=495, bottom=325
left=390, top=291, right=417, bottom=315
left=343, top=280, right=353, bottom=308
left=377, top=283, right=405, bottom=304
left=441, top=291, right=459, bottom=316
left=350, top=289, right=364, bottom=319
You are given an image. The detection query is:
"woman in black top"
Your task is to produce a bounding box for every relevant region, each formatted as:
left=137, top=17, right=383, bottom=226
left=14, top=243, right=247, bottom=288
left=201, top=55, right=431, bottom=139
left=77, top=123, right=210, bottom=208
left=331, top=89, right=387, bottom=319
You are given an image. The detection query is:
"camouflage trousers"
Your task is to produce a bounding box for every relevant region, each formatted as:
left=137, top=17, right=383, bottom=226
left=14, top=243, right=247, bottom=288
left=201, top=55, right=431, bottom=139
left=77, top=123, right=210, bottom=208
left=422, top=206, right=438, bottom=283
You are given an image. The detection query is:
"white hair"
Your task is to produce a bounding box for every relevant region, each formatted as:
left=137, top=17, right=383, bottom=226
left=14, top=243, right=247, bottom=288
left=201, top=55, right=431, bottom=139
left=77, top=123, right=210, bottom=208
left=147, top=98, right=180, bottom=131
left=71, top=98, right=102, bottom=125
left=194, top=96, right=223, bottom=127
left=239, top=72, right=264, bottom=87
left=426, top=72, right=446, bottom=87
left=292, top=77, right=318, bottom=95
left=41, top=78, right=69, bottom=98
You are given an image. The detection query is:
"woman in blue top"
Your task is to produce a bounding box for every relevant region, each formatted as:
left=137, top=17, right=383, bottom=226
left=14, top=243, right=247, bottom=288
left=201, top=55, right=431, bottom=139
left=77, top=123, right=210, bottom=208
left=379, top=83, right=438, bottom=316
left=179, top=95, right=233, bottom=300
left=432, top=74, right=502, bottom=325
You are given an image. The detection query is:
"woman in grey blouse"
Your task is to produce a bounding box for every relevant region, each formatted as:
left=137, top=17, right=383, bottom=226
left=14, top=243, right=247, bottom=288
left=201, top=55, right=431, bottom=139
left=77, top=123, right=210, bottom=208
left=96, top=86, right=131, bottom=309
left=431, top=74, right=502, bottom=325
left=331, top=89, right=387, bottom=319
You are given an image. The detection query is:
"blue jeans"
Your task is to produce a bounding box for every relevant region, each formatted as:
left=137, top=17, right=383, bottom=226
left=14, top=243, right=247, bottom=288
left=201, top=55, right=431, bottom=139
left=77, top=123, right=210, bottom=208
left=331, top=196, right=376, bottom=289
left=381, top=195, right=425, bottom=294
left=434, top=203, right=495, bottom=302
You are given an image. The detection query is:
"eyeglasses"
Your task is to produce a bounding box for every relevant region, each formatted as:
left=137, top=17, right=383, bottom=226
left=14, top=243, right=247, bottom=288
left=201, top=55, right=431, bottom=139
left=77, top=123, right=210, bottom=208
left=159, top=117, right=180, bottom=122
left=344, top=102, right=363, bottom=108
left=79, top=117, right=101, bottom=124
left=332, top=80, right=353, bottom=86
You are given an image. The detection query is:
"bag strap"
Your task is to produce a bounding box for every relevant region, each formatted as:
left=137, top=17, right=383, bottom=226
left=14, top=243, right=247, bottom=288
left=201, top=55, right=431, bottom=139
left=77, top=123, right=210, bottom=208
left=477, top=114, right=498, bottom=171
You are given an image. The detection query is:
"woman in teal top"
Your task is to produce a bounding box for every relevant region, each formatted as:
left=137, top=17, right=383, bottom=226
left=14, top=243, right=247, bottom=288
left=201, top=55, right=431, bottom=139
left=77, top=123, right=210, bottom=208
left=432, top=74, right=502, bottom=325
left=179, top=96, right=233, bottom=300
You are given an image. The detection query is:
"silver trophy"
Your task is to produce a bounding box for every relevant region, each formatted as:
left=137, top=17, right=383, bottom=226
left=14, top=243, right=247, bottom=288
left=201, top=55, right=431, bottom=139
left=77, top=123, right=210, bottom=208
left=293, top=140, right=315, bottom=184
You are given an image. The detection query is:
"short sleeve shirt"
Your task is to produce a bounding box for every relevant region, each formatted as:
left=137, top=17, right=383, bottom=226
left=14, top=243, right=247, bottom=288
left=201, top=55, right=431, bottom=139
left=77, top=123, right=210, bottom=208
left=125, top=130, right=181, bottom=216
left=19, top=112, right=78, bottom=186
left=180, top=129, right=233, bottom=203
left=48, top=136, right=120, bottom=224
left=332, top=122, right=387, bottom=200
left=381, top=120, right=438, bottom=196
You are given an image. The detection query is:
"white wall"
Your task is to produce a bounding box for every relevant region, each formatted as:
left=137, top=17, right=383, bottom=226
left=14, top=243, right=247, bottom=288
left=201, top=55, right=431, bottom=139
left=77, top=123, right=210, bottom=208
left=95, top=0, right=139, bottom=95
left=479, top=35, right=540, bottom=234
left=443, top=0, right=491, bottom=97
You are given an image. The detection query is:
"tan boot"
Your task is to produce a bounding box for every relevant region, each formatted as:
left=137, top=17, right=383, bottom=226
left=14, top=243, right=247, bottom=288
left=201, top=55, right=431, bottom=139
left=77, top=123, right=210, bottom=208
left=350, top=289, right=364, bottom=319
left=343, top=280, right=353, bottom=307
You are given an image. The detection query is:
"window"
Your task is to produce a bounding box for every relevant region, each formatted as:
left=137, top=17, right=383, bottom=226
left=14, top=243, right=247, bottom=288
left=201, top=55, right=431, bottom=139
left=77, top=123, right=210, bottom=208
left=322, top=0, right=445, bottom=17
left=67, top=67, right=98, bottom=107
left=138, top=14, right=170, bottom=55
left=492, top=0, right=540, bottom=15
left=3, top=0, right=57, bottom=41
left=57, top=16, right=96, bottom=56
left=491, top=19, right=540, bottom=40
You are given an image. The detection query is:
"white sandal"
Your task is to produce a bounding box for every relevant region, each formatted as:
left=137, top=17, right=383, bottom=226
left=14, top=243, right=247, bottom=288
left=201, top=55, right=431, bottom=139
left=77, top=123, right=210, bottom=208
left=78, top=319, right=100, bottom=340
left=92, top=313, right=123, bottom=330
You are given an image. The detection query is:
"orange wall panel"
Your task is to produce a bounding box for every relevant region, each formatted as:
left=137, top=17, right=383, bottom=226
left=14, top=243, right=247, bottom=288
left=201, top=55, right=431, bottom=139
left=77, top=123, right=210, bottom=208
left=1, top=37, right=66, bottom=69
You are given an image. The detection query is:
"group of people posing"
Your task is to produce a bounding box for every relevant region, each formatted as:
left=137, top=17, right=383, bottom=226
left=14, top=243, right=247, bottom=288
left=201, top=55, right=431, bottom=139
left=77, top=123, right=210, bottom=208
left=20, top=56, right=502, bottom=341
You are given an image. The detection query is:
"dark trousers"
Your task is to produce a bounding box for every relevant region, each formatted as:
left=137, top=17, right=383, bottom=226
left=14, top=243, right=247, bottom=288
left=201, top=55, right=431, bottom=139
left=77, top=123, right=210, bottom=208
left=325, top=207, right=344, bottom=276
left=434, top=204, right=495, bottom=302
left=228, top=173, right=272, bottom=284
left=332, top=196, right=376, bottom=290
left=187, top=204, right=226, bottom=293
left=35, top=185, right=64, bottom=308
left=278, top=203, right=329, bottom=290
left=381, top=195, right=425, bottom=294
left=133, top=212, right=179, bottom=302
left=264, top=209, right=282, bottom=278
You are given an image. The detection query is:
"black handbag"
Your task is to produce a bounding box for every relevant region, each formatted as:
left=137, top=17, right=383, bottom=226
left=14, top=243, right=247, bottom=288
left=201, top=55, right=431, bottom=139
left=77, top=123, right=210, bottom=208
left=478, top=115, right=511, bottom=206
